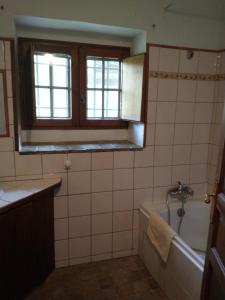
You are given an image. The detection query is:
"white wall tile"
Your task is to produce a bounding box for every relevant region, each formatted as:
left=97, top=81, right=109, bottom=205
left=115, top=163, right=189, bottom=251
left=194, top=103, right=213, bottom=123
left=134, top=167, right=153, bottom=188
left=69, top=216, right=91, bottom=238
left=92, top=152, right=113, bottom=170
left=113, top=169, right=133, bottom=190
left=148, top=78, right=158, bottom=101
left=52, top=172, right=68, bottom=196
left=149, top=46, right=160, bottom=71
left=69, top=237, right=91, bottom=258
left=114, top=151, right=134, bottom=169
left=147, top=101, right=157, bottom=123
left=92, top=213, right=112, bottom=234
left=0, top=41, right=5, bottom=69
left=15, top=153, right=41, bottom=176
left=113, top=231, right=132, bottom=252
left=156, top=102, right=176, bottom=123
left=155, top=124, right=174, bottom=145
left=146, top=125, right=155, bottom=145
left=4, top=41, right=11, bottom=70
left=177, top=80, right=196, bottom=102
left=68, top=153, right=91, bottom=171
left=190, top=164, right=207, bottom=183
left=179, top=50, right=198, bottom=73
left=198, top=52, right=217, bottom=74
left=157, top=79, right=178, bottom=101
left=0, top=137, right=14, bottom=152
left=174, top=124, right=193, bottom=145
left=154, top=146, right=173, bottom=166
left=0, top=152, right=15, bottom=177
left=154, top=166, right=172, bottom=187
left=134, top=148, right=154, bottom=167
left=113, top=190, right=133, bottom=211
left=196, top=81, right=215, bottom=102
left=191, top=144, right=209, bottom=164
left=134, top=188, right=153, bottom=209
left=133, top=210, right=139, bottom=229
left=172, top=165, right=190, bottom=185
left=54, top=219, right=68, bottom=240
left=68, top=171, right=91, bottom=194
left=55, top=240, right=68, bottom=261
left=92, top=234, right=112, bottom=255
left=54, top=196, right=68, bottom=219
left=158, top=48, right=180, bottom=72
left=113, top=211, right=132, bottom=232
left=92, top=192, right=112, bottom=214
left=92, top=170, right=113, bottom=192
left=173, top=145, right=191, bottom=165
left=92, top=252, right=112, bottom=262
left=68, top=194, right=91, bottom=217
left=192, top=124, right=211, bottom=144
left=176, top=103, right=195, bottom=123
left=42, top=154, right=67, bottom=174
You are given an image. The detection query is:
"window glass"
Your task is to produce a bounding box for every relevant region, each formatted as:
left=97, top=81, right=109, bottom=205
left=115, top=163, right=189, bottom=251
left=86, top=56, right=121, bottom=120
left=34, top=52, right=72, bottom=119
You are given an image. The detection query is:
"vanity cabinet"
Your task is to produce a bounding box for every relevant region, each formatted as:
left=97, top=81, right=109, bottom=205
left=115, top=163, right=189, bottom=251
left=0, top=188, right=55, bottom=300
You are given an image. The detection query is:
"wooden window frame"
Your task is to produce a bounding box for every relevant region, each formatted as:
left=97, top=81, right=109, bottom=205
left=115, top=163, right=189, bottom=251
left=18, top=38, right=130, bottom=130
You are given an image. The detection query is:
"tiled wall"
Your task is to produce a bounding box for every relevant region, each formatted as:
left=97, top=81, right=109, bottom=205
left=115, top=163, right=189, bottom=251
left=0, top=40, right=224, bottom=267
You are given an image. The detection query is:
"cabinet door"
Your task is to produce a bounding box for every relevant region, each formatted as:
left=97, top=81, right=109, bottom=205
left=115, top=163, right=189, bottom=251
left=121, top=54, right=145, bottom=122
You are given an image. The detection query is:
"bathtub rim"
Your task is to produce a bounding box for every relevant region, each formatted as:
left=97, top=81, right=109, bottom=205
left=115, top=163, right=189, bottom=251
left=139, top=201, right=205, bottom=272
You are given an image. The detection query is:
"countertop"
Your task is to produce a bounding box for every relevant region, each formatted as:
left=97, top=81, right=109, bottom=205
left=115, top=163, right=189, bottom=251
left=0, top=177, right=61, bottom=213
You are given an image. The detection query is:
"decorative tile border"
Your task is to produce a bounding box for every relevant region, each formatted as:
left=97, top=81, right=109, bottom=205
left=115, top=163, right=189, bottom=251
left=149, top=71, right=225, bottom=81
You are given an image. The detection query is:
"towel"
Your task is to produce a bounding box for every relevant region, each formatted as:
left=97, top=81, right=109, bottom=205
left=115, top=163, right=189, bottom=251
left=147, top=212, right=176, bottom=263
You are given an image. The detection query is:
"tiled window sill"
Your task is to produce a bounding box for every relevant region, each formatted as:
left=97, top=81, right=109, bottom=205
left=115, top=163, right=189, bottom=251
left=19, top=140, right=143, bottom=154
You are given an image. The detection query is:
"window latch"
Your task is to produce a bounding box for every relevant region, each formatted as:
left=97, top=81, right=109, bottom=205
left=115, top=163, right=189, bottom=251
left=80, top=95, right=86, bottom=105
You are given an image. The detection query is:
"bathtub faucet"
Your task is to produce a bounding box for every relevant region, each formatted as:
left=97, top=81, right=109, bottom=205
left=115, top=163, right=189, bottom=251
left=167, top=181, right=193, bottom=203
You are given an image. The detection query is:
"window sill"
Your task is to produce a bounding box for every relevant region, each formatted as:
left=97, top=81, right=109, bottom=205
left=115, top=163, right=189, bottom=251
left=19, top=140, right=143, bottom=154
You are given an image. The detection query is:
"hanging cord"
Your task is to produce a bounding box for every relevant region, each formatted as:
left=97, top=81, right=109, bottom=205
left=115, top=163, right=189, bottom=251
left=177, top=200, right=185, bottom=234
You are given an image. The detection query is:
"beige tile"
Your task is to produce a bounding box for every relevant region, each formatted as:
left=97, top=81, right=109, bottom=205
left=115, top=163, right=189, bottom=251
left=194, top=103, right=213, bottom=123
left=92, top=170, right=113, bottom=192
left=113, top=190, right=133, bottom=211
left=68, top=153, right=91, bottom=171
left=177, top=80, right=196, bottom=102
left=52, top=172, right=68, bottom=196
left=175, top=102, right=195, bottom=123
left=0, top=41, right=5, bottom=69
left=158, top=48, right=180, bottom=72
left=113, top=169, right=133, bottom=190
left=134, top=188, right=153, bottom=209
left=113, top=211, right=132, bottom=232
left=134, top=167, right=153, bottom=188
left=92, top=252, right=112, bottom=262
left=196, top=81, right=215, bottom=102
left=149, top=46, right=160, bottom=71
left=179, top=50, right=198, bottom=73
left=42, top=154, right=67, bottom=174
left=68, top=194, right=91, bottom=217
left=147, top=101, right=157, bottom=123
left=190, top=164, right=207, bottom=183
left=134, top=147, right=154, bottom=167
left=198, top=51, right=217, bottom=74
left=192, top=124, right=211, bottom=144
left=0, top=137, right=14, bottom=152
left=92, top=152, right=113, bottom=170
left=92, top=213, right=112, bottom=234
left=154, top=145, right=173, bottom=166
left=174, top=124, right=193, bottom=145
left=172, top=165, right=190, bottom=185
left=92, top=234, right=112, bottom=255
left=133, top=210, right=139, bottom=229
left=148, top=78, right=158, bottom=101
left=54, top=219, right=68, bottom=240
left=92, top=191, right=112, bottom=214
left=155, top=124, right=174, bottom=145
left=55, top=240, right=68, bottom=261
left=69, top=237, right=91, bottom=258
left=4, top=41, right=11, bottom=70
left=146, top=124, right=155, bottom=145
left=68, top=171, right=91, bottom=195
left=54, top=196, right=68, bottom=219
left=173, top=145, right=191, bottom=165
left=69, top=216, right=91, bottom=238
left=113, top=231, right=132, bottom=252
left=6, top=71, right=13, bottom=98
left=7, top=98, right=14, bottom=125
left=156, top=102, right=176, bottom=124
left=154, top=166, right=172, bottom=187
left=191, top=144, right=208, bottom=164
left=114, top=151, right=134, bottom=169
left=157, top=79, right=178, bottom=101
left=153, top=186, right=171, bottom=201
left=15, top=152, right=41, bottom=176
left=215, top=102, right=224, bottom=124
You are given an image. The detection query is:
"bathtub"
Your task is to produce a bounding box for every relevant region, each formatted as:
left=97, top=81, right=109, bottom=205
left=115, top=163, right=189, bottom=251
left=138, top=200, right=211, bottom=300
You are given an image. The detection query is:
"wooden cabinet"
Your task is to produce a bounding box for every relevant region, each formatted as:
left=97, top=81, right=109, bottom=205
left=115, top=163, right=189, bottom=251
left=0, top=189, right=55, bottom=300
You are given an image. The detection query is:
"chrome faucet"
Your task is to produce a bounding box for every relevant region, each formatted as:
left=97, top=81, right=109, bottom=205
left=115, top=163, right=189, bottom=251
left=167, top=181, right=193, bottom=202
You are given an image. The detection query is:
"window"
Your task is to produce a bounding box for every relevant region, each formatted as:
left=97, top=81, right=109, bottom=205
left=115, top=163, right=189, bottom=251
left=19, top=39, right=130, bottom=129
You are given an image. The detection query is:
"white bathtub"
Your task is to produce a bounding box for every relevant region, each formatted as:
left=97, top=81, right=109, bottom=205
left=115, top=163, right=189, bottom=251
left=138, top=200, right=211, bottom=300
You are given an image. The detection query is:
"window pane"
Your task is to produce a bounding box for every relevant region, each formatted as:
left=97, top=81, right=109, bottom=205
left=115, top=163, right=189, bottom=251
left=87, top=90, right=102, bottom=118
left=34, top=63, right=50, bottom=86
left=87, top=57, right=102, bottom=88
left=53, top=108, right=69, bottom=118
left=104, top=60, right=120, bottom=89
left=51, top=56, right=69, bottom=66
left=53, top=89, right=69, bottom=108
left=53, top=65, right=68, bottom=87
left=35, top=88, right=51, bottom=118
left=104, top=91, right=119, bottom=118
left=38, top=108, right=51, bottom=118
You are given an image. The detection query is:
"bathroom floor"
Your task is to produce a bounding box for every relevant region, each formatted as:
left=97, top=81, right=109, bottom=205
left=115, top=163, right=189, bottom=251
left=26, top=255, right=168, bottom=300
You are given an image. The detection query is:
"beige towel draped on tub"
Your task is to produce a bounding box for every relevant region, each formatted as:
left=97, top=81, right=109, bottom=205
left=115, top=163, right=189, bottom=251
left=147, top=212, right=176, bottom=263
